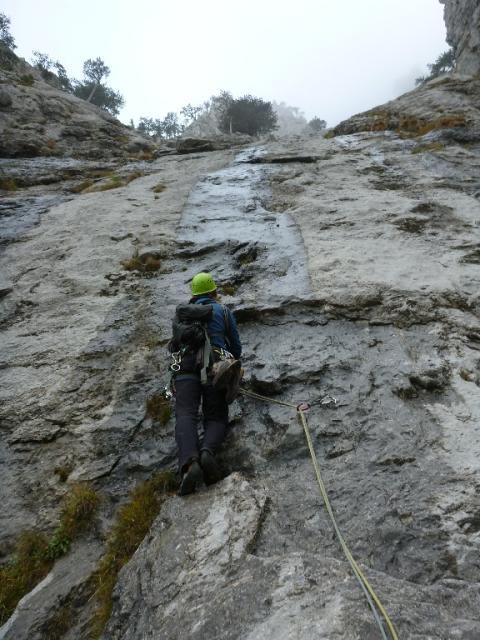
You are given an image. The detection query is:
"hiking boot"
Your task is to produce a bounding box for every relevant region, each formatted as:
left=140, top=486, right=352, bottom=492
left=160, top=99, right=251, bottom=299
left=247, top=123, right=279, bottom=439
left=200, top=449, right=222, bottom=486
left=179, top=460, right=203, bottom=496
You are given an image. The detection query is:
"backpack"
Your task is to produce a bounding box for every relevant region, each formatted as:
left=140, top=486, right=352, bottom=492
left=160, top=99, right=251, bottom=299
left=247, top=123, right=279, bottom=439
left=169, top=303, right=213, bottom=354
left=169, top=303, right=232, bottom=384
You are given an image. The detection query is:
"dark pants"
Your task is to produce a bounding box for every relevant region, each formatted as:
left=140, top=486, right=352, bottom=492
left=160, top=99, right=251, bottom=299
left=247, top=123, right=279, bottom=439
left=175, top=375, right=228, bottom=472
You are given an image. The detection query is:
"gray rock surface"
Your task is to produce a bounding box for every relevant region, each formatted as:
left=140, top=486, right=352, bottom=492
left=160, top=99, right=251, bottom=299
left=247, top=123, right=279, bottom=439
left=2, top=4, right=480, bottom=636
left=1, top=123, right=480, bottom=638
left=442, top=0, right=480, bottom=75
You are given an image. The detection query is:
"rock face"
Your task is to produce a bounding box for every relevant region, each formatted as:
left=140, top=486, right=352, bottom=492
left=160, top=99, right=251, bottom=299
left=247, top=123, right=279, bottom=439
left=334, top=1, right=480, bottom=138
left=176, top=134, right=253, bottom=154
left=1, top=4, right=480, bottom=638
left=334, top=75, right=480, bottom=138
left=442, top=0, right=480, bottom=75
left=0, top=49, right=152, bottom=159
left=2, top=127, right=480, bottom=638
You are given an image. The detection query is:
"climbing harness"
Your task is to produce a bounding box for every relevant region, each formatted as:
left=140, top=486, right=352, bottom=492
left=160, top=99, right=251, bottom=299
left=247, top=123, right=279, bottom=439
left=239, top=387, right=399, bottom=640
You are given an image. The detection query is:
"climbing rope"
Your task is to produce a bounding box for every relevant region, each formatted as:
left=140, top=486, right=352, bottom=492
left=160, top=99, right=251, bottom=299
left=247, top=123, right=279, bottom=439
left=239, top=387, right=399, bottom=640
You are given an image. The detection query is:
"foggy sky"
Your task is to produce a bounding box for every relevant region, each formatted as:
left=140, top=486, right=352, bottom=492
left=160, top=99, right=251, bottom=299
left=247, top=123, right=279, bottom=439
left=4, top=0, right=447, bottom=127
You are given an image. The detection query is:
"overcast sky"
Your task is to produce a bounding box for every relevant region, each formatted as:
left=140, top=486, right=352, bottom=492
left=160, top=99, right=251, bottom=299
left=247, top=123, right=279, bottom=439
left=4, top=0, right=447, bottom=127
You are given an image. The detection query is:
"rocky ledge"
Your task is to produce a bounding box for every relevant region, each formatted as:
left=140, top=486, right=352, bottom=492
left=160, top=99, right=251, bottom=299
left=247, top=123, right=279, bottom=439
left=0, top=47, right=152, bottom=160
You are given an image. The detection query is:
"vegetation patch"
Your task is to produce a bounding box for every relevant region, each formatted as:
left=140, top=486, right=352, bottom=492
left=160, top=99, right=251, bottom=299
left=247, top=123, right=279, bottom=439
left=0, top=531, right=51, bottom=625
left=221, top=283, right=236, bottom=296
left=411, top=142, right=445, bottom=154
left=69, top=179, right=94, bottom=193
left=121, top=249, right=162, bottom=274
left=0, top=178, right=17, bottom=191
left=0, top=483, right=100, bottom=625
left=47, top=483, right=101, bottom=559
left=91, top=470, right=176, bottom=637
left=152, top=182, right=166, bottom=193
left=84, top=170, right=143, bottom=193
left=398, top=114, right=467, bottom=137
left=18, top=73, right=34, bottom=86
left=146, top=393, right=172, bottom=425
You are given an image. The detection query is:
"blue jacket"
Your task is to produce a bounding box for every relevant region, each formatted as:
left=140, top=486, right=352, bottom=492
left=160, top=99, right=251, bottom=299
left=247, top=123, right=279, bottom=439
left=192, top=296, right=242, bottom=359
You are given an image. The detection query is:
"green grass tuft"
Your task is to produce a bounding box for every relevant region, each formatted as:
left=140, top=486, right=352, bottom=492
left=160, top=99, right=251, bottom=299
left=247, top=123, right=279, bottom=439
left=91, top=471, right=176, bottom=637
left=0, top=532, right=52, bottom=625
left=57, top=483, right=101, bottom=541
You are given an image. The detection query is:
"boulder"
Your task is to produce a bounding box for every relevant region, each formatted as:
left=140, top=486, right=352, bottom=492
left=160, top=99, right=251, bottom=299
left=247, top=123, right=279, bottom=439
left=176, top=137, right=216, bottom=154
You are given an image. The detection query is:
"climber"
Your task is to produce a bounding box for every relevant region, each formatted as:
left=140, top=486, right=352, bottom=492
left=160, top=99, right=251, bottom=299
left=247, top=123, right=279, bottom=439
left=169, top=272, right=242, bottom=496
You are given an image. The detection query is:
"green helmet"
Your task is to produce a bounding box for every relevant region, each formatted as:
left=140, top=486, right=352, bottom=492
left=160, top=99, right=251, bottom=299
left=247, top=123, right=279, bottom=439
left=191, top=272, right=217, bottom=296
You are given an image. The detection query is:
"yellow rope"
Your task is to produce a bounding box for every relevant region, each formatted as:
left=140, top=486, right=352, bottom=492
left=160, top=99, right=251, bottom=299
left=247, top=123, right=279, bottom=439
left=239, top=387, right=399, bottom=640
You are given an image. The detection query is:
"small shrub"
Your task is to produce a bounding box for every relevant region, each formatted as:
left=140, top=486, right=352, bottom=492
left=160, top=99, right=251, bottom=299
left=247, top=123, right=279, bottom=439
left=46, top=532, right=71, bottom=560
left=46, top=139, right=56, bottom=149
left=146, top=393, right=172, bottom=425
left=91, top=471, right=176, bottom=637
left=152, top=182, right=166, bottom=193
left=121, top=250, right=162, bottom=274
left=324, top=130, right=335, bottom=139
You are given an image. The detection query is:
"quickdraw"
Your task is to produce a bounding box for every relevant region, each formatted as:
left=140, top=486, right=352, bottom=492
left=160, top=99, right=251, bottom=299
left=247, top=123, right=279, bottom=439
left=170, top=350, right=183, bottom=372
